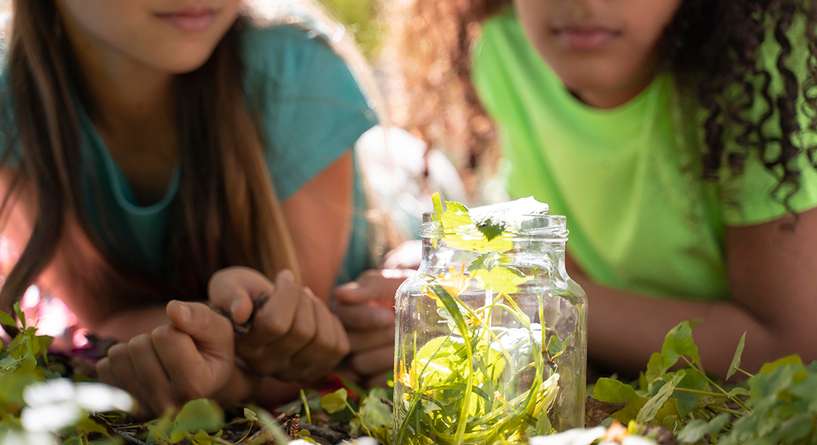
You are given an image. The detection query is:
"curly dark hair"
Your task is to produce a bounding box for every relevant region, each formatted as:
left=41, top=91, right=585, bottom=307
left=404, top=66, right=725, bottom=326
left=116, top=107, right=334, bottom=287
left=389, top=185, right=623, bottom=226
left=393, top=0, right=817, bottom=212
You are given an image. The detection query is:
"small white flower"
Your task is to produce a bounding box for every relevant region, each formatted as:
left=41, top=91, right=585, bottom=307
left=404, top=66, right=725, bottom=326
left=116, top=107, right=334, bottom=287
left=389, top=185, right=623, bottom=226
left=0, top=431, right=58, bottom=445
left=342, top=438, right=379, bottom=445
left=530, top=426, right=607, bottom=445
left=23, top=379, right=75, bottom=407
left=288, top=441, right=313, bottom=445
left=75, top=383, right=134, bottom=412
left=21, top=401, right=83, bottom=433
left=20, top=379, right=135, bottom=433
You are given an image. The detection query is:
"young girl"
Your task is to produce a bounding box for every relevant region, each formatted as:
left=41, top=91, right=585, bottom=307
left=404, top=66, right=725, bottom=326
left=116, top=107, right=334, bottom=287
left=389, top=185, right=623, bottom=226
left=0, top=0, right=376, bottom=414
left=348, top=0, right=817, bottom=380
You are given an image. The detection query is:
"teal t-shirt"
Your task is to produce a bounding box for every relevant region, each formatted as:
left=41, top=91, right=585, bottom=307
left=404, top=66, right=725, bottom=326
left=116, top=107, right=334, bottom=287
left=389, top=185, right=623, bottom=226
left=473, top=11, right=817, bottom=301
left=34, top=24, right=377, bottom=285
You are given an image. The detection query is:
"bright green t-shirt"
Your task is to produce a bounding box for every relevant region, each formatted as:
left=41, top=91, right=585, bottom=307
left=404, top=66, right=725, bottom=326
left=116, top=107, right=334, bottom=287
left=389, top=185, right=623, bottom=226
left=473, top=12, right=817, bottom=301
left=8, top=24, right=378, bottom=285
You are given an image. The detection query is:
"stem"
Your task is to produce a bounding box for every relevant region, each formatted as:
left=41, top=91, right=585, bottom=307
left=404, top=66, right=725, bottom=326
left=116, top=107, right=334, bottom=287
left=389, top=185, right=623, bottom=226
left=709, top=405, right=745, bottom=416
left=299, top=389, right=312, bottom=425
left=737, top=367, right=754, bottom=379
left=681, top=357, right=751, bottom=413
left=674, top=387, right=731, bottom=398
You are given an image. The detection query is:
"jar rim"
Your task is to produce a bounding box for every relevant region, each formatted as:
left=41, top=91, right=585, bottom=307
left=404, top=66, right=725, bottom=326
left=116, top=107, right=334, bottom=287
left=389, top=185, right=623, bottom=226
left=420, top=212, right=569, bottom=241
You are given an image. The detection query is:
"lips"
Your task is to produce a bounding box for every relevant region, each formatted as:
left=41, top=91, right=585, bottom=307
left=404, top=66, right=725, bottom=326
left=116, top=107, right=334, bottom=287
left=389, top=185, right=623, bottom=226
left=551, top=25, right=621, bottom=51
left=154, top=7, right=218, bottom=32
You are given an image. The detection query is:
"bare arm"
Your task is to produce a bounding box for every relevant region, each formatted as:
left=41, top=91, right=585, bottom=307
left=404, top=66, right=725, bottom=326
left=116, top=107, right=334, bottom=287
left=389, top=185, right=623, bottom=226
left=575, top=208, right=817, bottom=378
left=282, top=151, right=354, bottom=301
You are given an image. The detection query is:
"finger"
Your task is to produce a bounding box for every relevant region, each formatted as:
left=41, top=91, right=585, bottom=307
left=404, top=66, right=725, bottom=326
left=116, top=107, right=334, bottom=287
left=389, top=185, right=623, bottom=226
left=242, top=270, right=300, bottom=348
left=208, top=267, right=276, bottom=324
left=106, top=344, right=145, bottom=408
left=127, top=335, right=175, bottom=415
left=350, top=345, right=394, bottom=377
left=334, top=269, right=409, bottom=305
left=335, top=303, right=394, bottom=331
left=274, top=289, right=318, bottom=357
left=151, top=325, right=212, bottom=401
left=96, top=357, right=148, bottom=419
left=96, top=358, right=115, bottom=386
left=289, top=304, right=347, bottom=381
left=366, top=372, right=392, bottom=389
left=254, top=288, right=319, bottom=377
left=382, top=240, right=422, bottom=269
left=166, top=301, right=234, bottom=360
left=347, top=326, right=395, bottom=353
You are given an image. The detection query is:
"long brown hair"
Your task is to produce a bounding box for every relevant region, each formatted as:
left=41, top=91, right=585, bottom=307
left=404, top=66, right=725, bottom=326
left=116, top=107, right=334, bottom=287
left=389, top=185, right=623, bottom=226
left=0, top=1, right=300, bottom=311
left=395, top=0, right=817, bottom=211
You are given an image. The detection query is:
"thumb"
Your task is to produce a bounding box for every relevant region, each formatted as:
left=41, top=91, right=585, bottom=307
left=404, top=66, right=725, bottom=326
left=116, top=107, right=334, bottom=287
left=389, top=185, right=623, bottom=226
left=166, top=301, right=233, bottom=355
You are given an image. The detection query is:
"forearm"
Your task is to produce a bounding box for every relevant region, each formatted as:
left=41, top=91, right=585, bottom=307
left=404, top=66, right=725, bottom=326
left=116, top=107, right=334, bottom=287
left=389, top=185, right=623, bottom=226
left=581, top=280, right=798, bottom=378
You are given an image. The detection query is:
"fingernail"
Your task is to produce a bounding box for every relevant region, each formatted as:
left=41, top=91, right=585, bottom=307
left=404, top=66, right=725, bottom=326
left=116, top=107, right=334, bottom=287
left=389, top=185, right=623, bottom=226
left=175, top=302, right=191, bottom=324
left=230, top=300, right=242, bottom=319
left=278, top=269, right=294, bottom=282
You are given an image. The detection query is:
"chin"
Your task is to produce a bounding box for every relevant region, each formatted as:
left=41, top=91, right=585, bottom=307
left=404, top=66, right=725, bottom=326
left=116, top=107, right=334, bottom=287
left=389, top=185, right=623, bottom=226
left=551, top=64, right=629, bottom=97
left=152, top=45, right=220, bottom=74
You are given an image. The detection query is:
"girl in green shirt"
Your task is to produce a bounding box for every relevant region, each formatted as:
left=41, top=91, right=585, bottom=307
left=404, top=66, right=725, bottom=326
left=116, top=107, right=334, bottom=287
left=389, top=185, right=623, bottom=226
left=0, top=0, right=377, bottom=414
left=389, top=0, right=817, bottom=378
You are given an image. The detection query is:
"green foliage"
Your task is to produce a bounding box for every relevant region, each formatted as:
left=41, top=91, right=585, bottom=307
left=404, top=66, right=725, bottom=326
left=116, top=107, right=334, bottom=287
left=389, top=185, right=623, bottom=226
left=320, top=388, right=348, bottom=415
left=317, top=0, right=382, bottom=58
left=591, top=322, right=817, bottom=444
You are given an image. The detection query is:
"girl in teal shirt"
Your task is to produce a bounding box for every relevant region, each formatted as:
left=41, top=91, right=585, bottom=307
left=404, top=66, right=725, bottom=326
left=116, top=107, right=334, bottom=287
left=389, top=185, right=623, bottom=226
left=0, top=1, right=376, bottom=414
left=382, top=0, right=817, bottom=379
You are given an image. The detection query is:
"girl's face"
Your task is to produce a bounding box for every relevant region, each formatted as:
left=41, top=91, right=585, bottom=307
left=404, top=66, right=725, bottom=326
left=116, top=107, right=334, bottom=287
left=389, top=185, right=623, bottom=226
left=57, top=0, right=242, bottom=74
left=513, top=0, right=681, bottom=107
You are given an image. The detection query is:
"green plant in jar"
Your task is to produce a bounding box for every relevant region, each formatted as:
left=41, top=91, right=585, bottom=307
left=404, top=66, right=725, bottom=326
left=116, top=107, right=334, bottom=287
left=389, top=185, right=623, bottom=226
left=393, top=195, right=588, bottom=445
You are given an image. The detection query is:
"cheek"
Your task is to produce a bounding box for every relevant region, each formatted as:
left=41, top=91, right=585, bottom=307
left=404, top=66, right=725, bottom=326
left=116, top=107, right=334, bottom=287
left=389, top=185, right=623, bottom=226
left=61, top=0, right=240, bottom=74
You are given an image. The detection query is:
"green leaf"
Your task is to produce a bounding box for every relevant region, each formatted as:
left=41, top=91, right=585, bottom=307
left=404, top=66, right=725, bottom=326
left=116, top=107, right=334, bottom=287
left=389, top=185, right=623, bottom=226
left=675, top=369, right=711, bottom=417
left=357, top=390, right=393, bottom=443
left=73, top=415, right=110, bottom=437
left=319, top=388, right=348, bottom=414
left=546, top=334, right=567, bottom=360
left=592, top=378, right=638, bottom=404
left=472, top=267, right=529, bottom=295
left=636, top=372, right=684, bottom=424
left=169, top=399, right=224, bottom=443
left=661, top=321, right=702, bottom=370
left=758, top=355, right=803, bottom=375
left=475, top=217, right=506, bottom=241
left=13, top=303, right=25, bottom=329
left=776, top=413, right=813, bottom=443
left=0, top=311, right=15, bottom=329
left=440, top=201, right=473, bottom=234
left=243, top=407, right=259, bottom=422
left=147, top=415, right=173, bottom=444
left=727, top=333, right=747, bottom=380
left=677, top=412, right=730, bottom=443
left=728, top=387, right=751, bottom=398
left=645, top=352, right=666, bottom=382
left=432, top=192, right=444, bottom=224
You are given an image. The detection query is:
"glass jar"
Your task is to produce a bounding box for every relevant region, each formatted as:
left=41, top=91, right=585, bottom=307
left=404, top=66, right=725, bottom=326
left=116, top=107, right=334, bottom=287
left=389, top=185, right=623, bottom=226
left=393, top=198, right=587, bottom=444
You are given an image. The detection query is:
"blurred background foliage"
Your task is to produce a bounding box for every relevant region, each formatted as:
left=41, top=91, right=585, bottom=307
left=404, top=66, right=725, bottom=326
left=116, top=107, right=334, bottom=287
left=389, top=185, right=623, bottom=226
left=317, top=0, right=383, bottom=58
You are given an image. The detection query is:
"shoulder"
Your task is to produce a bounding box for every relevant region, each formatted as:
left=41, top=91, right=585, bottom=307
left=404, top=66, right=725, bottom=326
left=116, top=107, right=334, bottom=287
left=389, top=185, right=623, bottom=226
left=240, top=22, right=348, bottom=92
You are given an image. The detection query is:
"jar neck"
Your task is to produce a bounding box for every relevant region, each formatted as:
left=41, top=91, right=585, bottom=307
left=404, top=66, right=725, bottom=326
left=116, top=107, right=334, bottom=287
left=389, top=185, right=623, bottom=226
left=420, top=237, right=569, bottom=281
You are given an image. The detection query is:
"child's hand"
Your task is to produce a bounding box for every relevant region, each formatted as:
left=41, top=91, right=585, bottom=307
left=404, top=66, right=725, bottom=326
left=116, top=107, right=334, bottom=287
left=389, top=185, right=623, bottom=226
left=96, top=301, right=235, bottom=417
left=208, top=267, right=350, bottom=384
left=334, top=269, right=412, bottom=387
